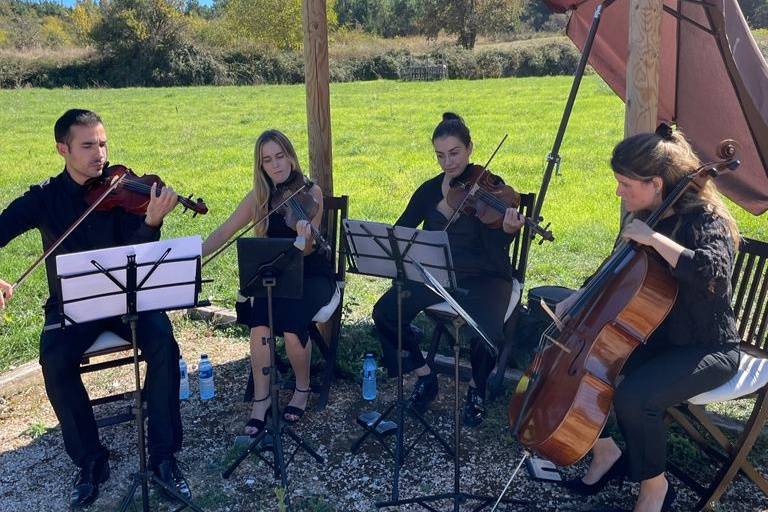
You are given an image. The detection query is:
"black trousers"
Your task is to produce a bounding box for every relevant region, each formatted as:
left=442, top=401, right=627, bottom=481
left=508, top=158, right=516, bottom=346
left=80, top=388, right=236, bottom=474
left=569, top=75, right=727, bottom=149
left=604, top=340, right=739, bottom=481
left=372, top=275, right=511, bottom=396
left=39, top=311, right=182, bottom=469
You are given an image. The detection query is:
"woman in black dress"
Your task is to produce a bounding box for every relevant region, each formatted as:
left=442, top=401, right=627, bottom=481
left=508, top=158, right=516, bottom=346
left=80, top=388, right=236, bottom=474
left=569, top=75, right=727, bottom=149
left=556, top=125, right=741, bottom=511
left=202, top=130, right=334, bottom=435
left=372, top=112, right=525, bottom=426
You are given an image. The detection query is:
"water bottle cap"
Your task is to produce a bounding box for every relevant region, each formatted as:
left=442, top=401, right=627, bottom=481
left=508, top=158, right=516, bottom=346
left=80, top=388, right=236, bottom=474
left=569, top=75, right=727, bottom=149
left=201, top=354, right=208, bottom=359
left=364, top=352, right=374, bottom=358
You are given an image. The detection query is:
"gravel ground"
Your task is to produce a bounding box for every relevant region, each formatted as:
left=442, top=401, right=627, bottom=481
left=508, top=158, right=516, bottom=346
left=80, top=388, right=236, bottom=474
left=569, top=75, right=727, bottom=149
left=1, top=320, right=767, bottom=512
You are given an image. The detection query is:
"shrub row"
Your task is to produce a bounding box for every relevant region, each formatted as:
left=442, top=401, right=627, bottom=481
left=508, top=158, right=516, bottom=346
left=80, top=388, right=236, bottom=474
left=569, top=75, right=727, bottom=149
left=0, top=40, right=583, bottom=88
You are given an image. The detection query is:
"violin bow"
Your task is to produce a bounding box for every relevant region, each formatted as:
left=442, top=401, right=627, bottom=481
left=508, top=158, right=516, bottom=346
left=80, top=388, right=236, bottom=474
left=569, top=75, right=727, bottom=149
left=443, top=133, right=508, bottom=232
left=7, top=173, right=125, bottom=295
left=201, top=184, right=308, bottom=268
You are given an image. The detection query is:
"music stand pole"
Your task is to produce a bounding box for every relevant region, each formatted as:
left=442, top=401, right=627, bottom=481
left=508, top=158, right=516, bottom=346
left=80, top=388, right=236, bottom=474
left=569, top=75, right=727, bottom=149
left=114, top=255, right=204, bottom=512
left=393, top=239, right=405, bottom=500
left=377, top=263, right=526, bottom=511
left=221, top=241, right=324, bottom=512
left=347, top=227, right=454, bottom=498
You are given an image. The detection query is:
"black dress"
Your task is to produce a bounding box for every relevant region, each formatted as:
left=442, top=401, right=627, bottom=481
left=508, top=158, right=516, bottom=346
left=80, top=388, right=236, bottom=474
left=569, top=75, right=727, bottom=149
left=235, top=207, right=335, bottom=346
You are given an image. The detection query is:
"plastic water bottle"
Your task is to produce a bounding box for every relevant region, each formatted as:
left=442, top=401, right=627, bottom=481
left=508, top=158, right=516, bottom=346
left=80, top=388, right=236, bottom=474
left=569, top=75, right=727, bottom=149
left=198, top=354, right=215, bottom=400
left=362, top=353, right=377, bottom=400
left=178, top=355, right=190, bottom=400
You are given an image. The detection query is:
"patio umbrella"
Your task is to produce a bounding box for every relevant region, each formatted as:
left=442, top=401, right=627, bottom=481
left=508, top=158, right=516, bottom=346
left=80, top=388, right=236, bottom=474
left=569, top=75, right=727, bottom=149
left=544, top=0, right=768, bottom=215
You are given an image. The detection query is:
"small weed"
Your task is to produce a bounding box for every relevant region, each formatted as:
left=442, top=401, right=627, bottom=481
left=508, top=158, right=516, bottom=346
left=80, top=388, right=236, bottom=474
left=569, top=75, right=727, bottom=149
left=21, top=422, right=48, bottom=439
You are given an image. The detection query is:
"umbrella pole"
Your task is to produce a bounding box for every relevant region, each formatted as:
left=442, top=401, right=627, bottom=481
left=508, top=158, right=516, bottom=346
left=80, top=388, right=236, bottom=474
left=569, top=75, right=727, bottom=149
left=523, top=1, right=613, bottom=267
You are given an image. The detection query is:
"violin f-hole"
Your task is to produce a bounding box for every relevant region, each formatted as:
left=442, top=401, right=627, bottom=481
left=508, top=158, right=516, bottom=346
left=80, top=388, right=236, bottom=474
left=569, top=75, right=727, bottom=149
left=566, top=338, right=587, bottom=376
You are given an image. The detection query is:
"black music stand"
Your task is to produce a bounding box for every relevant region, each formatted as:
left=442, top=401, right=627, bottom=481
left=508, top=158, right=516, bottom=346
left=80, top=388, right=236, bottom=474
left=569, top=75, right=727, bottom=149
left=376, top=261, right=526, bottom=511
left=343, top=220, right=455, bottom=502
left=221, top=238, right=324, bottom=512
left=55, top=236, right=207, bottom=512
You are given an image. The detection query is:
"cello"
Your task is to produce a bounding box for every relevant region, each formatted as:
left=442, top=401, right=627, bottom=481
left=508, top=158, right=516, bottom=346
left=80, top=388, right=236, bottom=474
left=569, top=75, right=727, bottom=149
left=508, top=139, right=740, bottom=467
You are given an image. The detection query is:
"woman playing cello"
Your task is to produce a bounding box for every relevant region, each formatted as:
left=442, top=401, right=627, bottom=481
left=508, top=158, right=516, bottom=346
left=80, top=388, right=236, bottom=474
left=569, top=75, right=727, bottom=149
left=202, top=130, right=335, bottom=435
left=372, top=112, right=525, bottom=426
left=556, top=125, right=740, bottom=511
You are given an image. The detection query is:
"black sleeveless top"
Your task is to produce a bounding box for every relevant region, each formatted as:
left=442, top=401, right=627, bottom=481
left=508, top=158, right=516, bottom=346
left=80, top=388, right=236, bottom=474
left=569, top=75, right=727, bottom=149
left=266, top=189, right=332, bottom=279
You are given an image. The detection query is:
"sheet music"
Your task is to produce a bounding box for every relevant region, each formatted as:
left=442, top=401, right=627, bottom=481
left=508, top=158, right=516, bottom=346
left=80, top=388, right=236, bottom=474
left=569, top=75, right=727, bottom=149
left=343, top=219, right=456, bottom=288
left=55, top=236, right=202, bottom=325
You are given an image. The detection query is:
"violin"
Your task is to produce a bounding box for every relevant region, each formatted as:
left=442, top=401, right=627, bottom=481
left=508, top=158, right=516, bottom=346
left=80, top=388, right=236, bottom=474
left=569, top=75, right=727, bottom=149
left=446, top=164, right=554, bottom=243
left=84, top=163, right=208, bottom=216
left=6, top=163, right=209, bottom=298
left=269, top=171, right=332, bottom=255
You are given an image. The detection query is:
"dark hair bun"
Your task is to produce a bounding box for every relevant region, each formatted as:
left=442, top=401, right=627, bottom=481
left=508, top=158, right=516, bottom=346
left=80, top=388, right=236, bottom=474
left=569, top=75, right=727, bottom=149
left=442, top=112, right=464, bottom=124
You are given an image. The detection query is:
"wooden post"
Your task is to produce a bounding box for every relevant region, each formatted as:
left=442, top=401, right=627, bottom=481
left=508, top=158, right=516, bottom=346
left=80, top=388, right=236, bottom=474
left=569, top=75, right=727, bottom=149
left=625, top=0, right=663, bottom=137
left=622, top=0, right=663, bottom=219
left=302, top=0, right=333, bottom=196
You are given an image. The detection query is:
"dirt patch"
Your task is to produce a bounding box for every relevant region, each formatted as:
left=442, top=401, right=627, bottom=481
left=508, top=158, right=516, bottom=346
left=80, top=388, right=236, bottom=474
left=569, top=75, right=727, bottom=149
left=1, top=319, right=766, bottom=511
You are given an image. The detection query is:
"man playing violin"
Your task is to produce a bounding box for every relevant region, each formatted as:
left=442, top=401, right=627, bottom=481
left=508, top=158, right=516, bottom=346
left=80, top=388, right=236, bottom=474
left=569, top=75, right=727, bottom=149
left=0, top=109, right=191, bottom=508
left=372, top=112, right=525, bottom=426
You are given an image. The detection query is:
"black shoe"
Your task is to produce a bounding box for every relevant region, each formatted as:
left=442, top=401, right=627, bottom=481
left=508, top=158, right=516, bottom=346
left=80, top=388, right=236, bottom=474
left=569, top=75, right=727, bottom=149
left=153, top=457, right=192, bottom=502
left=661, top=482, right=677, bottom=511
left=409, top=373, right=438, bottom=412
left=462, top=386, right=485, bottom=427
left=560, top=453, right=626, bottom=496
left=70, top=455, right=110, bottom=509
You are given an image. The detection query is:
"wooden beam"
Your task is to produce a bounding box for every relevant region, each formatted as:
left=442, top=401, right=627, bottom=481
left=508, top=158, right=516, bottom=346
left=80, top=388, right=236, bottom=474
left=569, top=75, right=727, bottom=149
left=625, top=0, right=663, bottom=137
left=302, top=0, right=333, bottom=195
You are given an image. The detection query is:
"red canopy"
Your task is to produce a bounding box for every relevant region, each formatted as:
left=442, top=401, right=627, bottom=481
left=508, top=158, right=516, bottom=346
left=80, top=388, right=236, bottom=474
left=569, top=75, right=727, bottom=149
left=546, top=0, right=768, bottom=215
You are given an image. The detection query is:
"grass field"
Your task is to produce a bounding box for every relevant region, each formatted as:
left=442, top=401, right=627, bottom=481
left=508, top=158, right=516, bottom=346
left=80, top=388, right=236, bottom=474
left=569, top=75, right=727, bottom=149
left=0, top=76, right=765, bottom=372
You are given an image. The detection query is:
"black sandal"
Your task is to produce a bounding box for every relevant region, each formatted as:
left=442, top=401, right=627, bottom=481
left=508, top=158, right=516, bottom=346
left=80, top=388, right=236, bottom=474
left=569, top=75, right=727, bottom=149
left=283, top=388, right=311, bottom=423
left=244, top=395, right=271, bottom=437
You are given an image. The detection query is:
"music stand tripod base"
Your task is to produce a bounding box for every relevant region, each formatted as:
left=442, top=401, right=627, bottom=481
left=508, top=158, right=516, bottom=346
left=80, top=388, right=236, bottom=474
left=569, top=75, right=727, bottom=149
left=376, top=316, right=529, bottom=511
left=221, top=237, right=324, bottom=511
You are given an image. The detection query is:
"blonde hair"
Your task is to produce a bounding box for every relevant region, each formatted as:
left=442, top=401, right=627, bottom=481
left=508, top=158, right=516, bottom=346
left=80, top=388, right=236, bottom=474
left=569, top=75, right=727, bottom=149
left=610, top=129, right=739, bottom=248
left=252, top=129, right=302, bottom=237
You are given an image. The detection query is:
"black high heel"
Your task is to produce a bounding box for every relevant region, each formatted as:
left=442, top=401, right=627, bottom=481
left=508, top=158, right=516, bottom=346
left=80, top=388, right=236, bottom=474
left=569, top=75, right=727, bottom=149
left=561, top=453, right=626, bottom=496
left=283, top=387, right=311, bottom=423
left=244, top=395, right=271, bottom=437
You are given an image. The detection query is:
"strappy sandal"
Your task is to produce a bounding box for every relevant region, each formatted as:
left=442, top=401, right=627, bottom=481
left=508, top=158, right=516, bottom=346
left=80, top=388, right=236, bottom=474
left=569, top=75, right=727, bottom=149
left=244, top=395, right=271, bottom=437
left=283, top=387, right=311, bottom=423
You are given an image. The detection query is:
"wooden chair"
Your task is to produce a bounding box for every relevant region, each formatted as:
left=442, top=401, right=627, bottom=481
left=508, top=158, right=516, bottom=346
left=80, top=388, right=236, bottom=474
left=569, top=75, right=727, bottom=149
left=309, top=195, right=349, bottom=408
left=666, top=236, right=768, bottom=510
left=79, top=331, right=143, bottom=428
left=423, top=192, right=534, bottom=386
left=243, top=195, right=349, bottom=409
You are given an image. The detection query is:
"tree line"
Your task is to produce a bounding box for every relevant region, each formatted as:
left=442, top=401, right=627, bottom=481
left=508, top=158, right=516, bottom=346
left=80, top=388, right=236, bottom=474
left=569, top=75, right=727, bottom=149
left=2, top=0, right=765, bottom=54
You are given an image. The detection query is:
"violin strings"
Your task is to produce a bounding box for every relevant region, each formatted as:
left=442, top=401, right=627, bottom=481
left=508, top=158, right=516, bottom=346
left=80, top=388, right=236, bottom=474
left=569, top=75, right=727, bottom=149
left=472, top=188, right=542, bottom=232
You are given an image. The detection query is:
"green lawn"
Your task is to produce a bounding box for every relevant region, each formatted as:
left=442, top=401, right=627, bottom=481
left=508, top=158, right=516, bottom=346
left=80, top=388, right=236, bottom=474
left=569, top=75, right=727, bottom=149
left=0, top=76, right=765, bottom=372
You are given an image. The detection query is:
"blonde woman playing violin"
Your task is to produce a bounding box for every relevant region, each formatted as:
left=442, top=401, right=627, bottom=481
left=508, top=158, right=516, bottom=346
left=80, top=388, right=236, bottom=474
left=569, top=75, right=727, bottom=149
left=203, top=130, right=334, bottom=436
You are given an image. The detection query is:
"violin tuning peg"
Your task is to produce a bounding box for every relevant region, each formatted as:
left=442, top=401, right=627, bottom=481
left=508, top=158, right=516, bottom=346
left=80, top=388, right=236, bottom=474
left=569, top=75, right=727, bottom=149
left=192, top=211, right=198, bottom=218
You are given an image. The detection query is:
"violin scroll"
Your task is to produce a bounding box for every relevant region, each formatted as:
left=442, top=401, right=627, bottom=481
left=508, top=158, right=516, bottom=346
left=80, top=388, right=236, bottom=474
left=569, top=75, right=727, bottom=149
left=717, top=139, right=738, bottom=161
